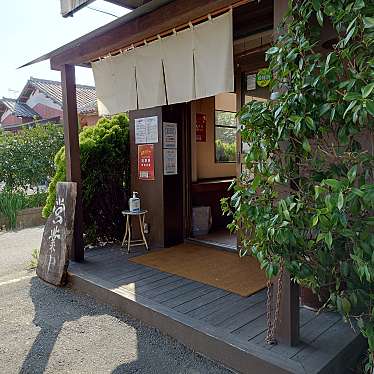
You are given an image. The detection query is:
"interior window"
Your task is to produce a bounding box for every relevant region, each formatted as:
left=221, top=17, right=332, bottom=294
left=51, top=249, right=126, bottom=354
left=215, top=110, right=236, bottom=163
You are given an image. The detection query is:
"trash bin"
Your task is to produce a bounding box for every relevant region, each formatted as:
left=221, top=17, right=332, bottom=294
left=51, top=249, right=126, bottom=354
left=192, top=206, right=212, bottom=236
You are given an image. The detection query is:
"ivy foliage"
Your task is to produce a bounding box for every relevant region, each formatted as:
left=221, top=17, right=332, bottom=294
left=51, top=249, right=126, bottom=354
left=0, top=124, right=64, bottom=190
left=222, top=0, right=374, bottom=362
left=43, top=114, right=130, bottom=244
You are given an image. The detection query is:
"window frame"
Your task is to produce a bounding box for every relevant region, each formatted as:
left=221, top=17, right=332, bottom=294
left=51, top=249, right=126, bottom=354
left=214, top=109, right=237, bottom=164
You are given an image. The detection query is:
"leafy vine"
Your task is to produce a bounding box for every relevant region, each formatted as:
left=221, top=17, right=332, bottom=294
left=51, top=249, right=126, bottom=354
left=223, top=0, right=374, bottom=366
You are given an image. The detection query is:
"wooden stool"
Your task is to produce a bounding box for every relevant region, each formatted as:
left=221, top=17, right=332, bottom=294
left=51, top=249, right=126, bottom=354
left=121, top=210, right=149, bottom=253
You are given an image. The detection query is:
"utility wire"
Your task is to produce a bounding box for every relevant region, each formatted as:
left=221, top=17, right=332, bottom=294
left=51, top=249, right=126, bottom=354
left=87, top=6, right=119, bottom=18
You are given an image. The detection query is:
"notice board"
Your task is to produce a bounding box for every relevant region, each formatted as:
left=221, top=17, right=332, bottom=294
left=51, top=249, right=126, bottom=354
left=196, top=113, right=207, bottom=142
left=138, top=144, right=155, bottom=180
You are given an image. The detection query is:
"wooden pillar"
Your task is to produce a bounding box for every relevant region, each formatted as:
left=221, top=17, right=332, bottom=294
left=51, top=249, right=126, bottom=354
left=61, top=64, right=84, bottom=262
left=273, top=0, right=300, bottom=346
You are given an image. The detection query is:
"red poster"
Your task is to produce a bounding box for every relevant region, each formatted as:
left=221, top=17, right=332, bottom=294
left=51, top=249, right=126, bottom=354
left=196, top=113, right=207, bottom=142
left=138, top=144, right=155, bottom=180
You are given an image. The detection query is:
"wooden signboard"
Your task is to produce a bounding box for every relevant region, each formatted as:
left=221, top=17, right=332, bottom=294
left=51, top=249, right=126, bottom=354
left=36, top=182, right=77, bottom=286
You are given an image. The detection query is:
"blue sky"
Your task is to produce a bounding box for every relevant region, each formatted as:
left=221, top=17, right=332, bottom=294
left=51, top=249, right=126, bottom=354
left=0, top=0, right=130, bottom=98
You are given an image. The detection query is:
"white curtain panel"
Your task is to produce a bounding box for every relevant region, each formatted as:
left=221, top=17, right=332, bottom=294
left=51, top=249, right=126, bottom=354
left=111, top=49, right=137, bottom=112
left=161, top=29, right=195, bottom=105
left=92, top=10, right=233, bottom=114
left=193, top=10, right=234, bottom=99
left=92, top=50, right=137, bottom=115
left=92, top=57, right=116, bottom=116
left=135, top=40, right=167, bottom=110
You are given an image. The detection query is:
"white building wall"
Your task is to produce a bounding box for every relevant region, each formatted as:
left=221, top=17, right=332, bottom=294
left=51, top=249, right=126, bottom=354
left=26, top=89, right=61, bottom=110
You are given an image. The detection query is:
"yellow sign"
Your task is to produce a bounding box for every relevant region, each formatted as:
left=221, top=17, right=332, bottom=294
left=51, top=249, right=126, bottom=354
left=256, top=68, right=272, bottom=87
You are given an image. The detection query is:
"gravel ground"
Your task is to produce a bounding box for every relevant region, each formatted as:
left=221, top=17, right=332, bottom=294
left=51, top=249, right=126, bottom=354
left=0, top=226, right=44, bottom=279
left=0, top=228, right=233, bottom=374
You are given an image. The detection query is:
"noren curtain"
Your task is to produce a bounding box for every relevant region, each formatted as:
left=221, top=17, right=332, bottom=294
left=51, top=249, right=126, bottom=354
left=92, top=10, right=233, bottom=115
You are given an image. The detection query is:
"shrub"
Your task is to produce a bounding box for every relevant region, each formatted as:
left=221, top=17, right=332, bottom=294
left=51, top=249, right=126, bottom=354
left=0, top=124, right=64, bottom=190
left=222, top=0, right=374, bottom=362
left=0, top=191, right=47, bottom=229
left=43, top=114, right=130, bottom=244
left=215, top=139, right=236, bottom=162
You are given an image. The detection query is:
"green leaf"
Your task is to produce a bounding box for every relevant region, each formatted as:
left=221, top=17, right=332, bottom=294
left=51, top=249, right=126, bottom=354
left=341, top=298, right=351, bottom=315
left=343, top=100, right=357, bottom=118
left=305, top=116, right=315, bottom=130
left=320, top=103, right=331, bottom=116
left=316, top=10, right=324, bottom=26
left=362, top=83, right=374, bottom=98
left=344, top=25, right=356, bottom=46
left=330, top=107, right=336, bottom=123
left=344, top=92, right=361, bottom=101
left=251, top=175, right=261, bottom=189
left=366, top=100, right=374, bottom=117
left=290, top=115, right=302, bottom=123
left=311, top=0, right=320, bottom=11
left=352, top=187, right=364, bottom=197
left=312, top=215, right=319, bottom=226
left=323, top=179, right=341, bottom=190
left=363, top=16, right=374, bottom=28
left=302, top=138, right=311, bottom=153
left=338, top=192, right=344, bottom=210
left=317, top=233, right=325, bottom=242
left=325, top=231, right=333, bottom=249
left=347, top=165, right=357, bottom=183
left=267, top=46, right=279, bottom=55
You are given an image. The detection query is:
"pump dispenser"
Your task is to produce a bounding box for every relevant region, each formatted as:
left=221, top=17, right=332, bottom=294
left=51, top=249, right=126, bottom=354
left=129, top=192, right=140, bottom=213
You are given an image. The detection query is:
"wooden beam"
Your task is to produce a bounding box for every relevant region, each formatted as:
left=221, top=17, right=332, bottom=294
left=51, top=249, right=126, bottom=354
left=61, top=64, right=84, bottom=262
left=51, top=0, right=254, bottom=69
left=274, top=272, right=300, bottom=346
left=272, top=0, right=300, bottom=347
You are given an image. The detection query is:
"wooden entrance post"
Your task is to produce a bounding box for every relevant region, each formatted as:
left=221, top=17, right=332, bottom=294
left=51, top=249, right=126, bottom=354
left=61, top=64, right=84, bottom=262
left=273, top=0, right=300, bottom=347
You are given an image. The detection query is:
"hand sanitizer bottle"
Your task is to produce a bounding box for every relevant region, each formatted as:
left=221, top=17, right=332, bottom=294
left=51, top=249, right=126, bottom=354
left=129, top=192, right=140, bottom=213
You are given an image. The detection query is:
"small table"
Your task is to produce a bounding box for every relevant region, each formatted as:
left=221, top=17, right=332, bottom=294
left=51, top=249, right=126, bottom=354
left=121, top=210, right=149, bottom=253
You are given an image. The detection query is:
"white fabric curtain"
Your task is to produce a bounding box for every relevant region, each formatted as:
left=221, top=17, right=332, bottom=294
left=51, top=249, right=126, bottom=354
left=92, top=10, right=233, bottom=115
left=135, top=40, right=167, bottom=110
left=193, top=10, right=234, bottom=99
left=92, top=50, right=137, bottom=115
left=161, top=29, right=195, bottom=105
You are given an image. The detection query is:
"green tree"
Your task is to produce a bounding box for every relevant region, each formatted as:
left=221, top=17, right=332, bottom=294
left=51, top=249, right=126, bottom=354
left=43, top=114, right=130, bottom=244
left=0, top=124, right=64, bottom=190
left=222, top=0, right=374, bottom=365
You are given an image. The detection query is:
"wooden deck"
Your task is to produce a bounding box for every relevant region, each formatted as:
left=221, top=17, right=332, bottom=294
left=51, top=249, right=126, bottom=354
left=68, top=245, right=365, bottom=374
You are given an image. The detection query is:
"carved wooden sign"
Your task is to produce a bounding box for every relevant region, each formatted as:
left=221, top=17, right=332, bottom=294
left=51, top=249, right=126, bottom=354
left=37, top=182, right=77, bottom=286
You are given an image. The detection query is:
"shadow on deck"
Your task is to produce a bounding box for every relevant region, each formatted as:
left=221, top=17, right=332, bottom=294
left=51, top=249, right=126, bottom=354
left=68, top=245, right=366, bottom=374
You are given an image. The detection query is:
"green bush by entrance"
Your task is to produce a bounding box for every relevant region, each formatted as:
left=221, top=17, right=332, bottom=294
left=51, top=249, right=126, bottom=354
left=43, top=114, right=130, bottom=244
left=222, top=0, right=374, bottom=365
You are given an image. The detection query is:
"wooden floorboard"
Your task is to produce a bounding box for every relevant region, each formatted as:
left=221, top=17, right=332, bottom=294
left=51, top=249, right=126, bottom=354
left=67, top=247, right=365, bottom=374
left=270, top=311, right=340, bottom=360
left=153, top=282, right=206, bottom=303
left=111, top=268, right=159, bottom=285
left=141, top=278, right=194, bottom=298
left=80, top=257, right=141, bottom=276
left=232, top=313, right=267, bottom=340
left=162, top=285, right=219, bottom=308
left=174, top=288, right=229, bottom=314
left=187, top=293, right=241, bottom=319
left=292, top=320, right=365, bottom=374
left=121, top=272, right=175, bottom=293
left=131, top=274, right=182, bottom=293
left=108, top=266, right=155, bottom=283
left=203, top=291, right=266, bottom=326
left=220, top=301, right=266, bottom=331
